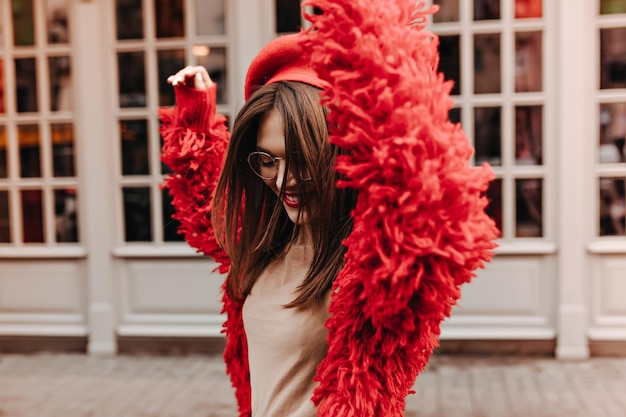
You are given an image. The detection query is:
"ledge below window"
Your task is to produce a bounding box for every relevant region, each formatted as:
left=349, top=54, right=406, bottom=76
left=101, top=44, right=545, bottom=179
left=587, top=240, right=626, bottom=254
left=0, top=246, right=88, bottom=259
left=112, top=245, right=202, bottom=258
left=494, top=241, right=557, bottom=255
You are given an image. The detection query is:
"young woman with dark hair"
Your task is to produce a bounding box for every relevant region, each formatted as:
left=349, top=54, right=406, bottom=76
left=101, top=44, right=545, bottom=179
left=161, top=1, right=499, bottom=416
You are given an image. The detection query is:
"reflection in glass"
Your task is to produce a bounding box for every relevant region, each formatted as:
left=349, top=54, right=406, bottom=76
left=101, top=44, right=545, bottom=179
left=599, top=178, right=625, bottom=235
left=276, top=0, right=301, bottom=33
left=600, top=28, right=626, bottom=89
left=438, top=35, right=461, bottom=96
left=600, top=0, right=626, bottom=14
left=484, top=178, right=503, bottom=236
left=118, top=52, right=146, bottom=107
left=474, top=107, right=501, bottom=165
left=515, top=32, right=542, bottom=92
left=196, top=0, right=225, bottom=35
left=0, top=191, right=9, bottom=242
left=49, top=56, right=73, bottom=111
left=474, top=0, right=500, bottom=20
left=474, top=34, right=501, bottom=94
left=449, top=108, right=461, bottom=125
left=13, top=0, right=35, bottom=46
left=47, top=0, right=70, bottom=43
left=0, top=126, right=7, bottom=178
left=515, top=0, right=542, bottom=18
left=116, top=0, right=143, bottom=40
left=120, top=120, right=149, bottom=175
left=15, top=58, right=38, bottom=112
left=162, top=189, right=184, bottom=242
left=52, top=123, right=76, bottom=177
left=599, top=102, right=626, bottom=163
left=0, top=60, right=5, bottom=114
left=18, top=125, right=41, bottom=178
left=123, top=187, right=152, bottom=241
left=54, top=188, right=78, bottom=242
left=515, top=106, right=543, bottom=165
left=197, top=47, right=228, bottom=104
left=158, top=49, right=185, bottom=107
left=21, top=189, right=44, bottom=243
left=433, top=0, right=459, bottom=22
left=155, top=0, right=184, bottom=38
left=515, top=178, right=542, bottom=237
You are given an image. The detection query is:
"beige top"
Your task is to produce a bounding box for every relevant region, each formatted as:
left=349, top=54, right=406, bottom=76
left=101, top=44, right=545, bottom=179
left=242, top=244, right=330, bottom=417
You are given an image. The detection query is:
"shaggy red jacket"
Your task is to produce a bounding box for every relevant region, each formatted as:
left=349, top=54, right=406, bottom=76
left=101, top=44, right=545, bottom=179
left=160, top=1, right=499, bottom=416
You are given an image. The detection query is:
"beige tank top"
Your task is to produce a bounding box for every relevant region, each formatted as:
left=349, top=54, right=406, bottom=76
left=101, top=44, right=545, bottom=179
left=242, top=244, right=330, bottom=417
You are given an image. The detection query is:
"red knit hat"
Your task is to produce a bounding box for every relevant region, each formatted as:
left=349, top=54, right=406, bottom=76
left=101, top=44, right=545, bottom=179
left=244, top=32, right=329, bottom=100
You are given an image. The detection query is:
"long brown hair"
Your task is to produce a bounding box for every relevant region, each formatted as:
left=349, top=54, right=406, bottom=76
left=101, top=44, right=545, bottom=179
left=213, top=81, right=357, bottom=308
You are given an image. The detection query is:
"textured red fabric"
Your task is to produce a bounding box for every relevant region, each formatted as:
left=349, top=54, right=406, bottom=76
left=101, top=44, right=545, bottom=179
left=244, top=33, right=329, bottom=100
left=161, top=1, right=499, bottom=416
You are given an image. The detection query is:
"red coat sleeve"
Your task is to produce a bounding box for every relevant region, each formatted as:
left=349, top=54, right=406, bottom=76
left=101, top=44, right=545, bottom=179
left=159, top=84, right=231, bottom=273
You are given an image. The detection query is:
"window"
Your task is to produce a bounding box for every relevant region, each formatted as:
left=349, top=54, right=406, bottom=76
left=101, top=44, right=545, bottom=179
left=597, top=2, right=626, bottom=236
left=113, top=0, right=229, bottom=244
left=433, top=0, right=547, bottom=240
left=0, top=0, right=79, bottom=245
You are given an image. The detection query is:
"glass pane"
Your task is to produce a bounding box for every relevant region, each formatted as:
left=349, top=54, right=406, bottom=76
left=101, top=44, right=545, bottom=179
left=0, top=126, right=7, bottom=178
left=433, top=0, right=459, bottom=22
left=54, top=188, right=78, bottom=242
left=47, top=0, right=70, bottom=43
left=515, top=32, right=542, bottom=92
left=15, top=58, right=38, bottom=112
left=600, top=0, right=626, bottom=14
left=484, top=178, right=503, bottom=237
left=158, top=49, right=185, bottom=107
left=155, top=0, right=184, bottom=38
left=13, top=0, right=35, bottom=46
left=123, top=187, right=152, bottom=242
left=197, top=47, right=228, bottom=104
left=116, top=0, right=143, bottom=40
left=276, top=0, right=301, bottom=33
left=51, top=123, right=76, bottom=177
left=49, top=56, right=73, bottom=111
left=118, top=52, right=146, bottom=107
left=21, top=189, right=44, bottom=243
left=120, top=120, right=149, bottom=175
left=474, top=0, right=500, bottom=20
left=196, top=0, right=225, bottom=35
left=599, top=178, right=626, bottom=235
left=474, top=107, right=501, bottom=165
left=0, top=60, right=5, bottom=114
left=515, top=0, right=542, bottom=18
left=515, top=105, right=543, bottom=165
left=162, top=189, right=184, bottom=241
left=438, top=35, right=461, bottom=96
left=599, top=102, right=626, bottom=163
left=18, top=124, right=40, bottom=178
left=474, top=34, right=501, bottom=94
left=0, top=190, right=9, bottom=242
left=600, top=28, right=626, bottom=89
left=449, top=108, right=461, bottom=124
left=515, top=178, right=543, bottom=237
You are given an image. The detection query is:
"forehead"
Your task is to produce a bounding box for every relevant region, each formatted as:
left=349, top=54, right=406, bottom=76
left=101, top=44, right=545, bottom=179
left=256, top=109, right=285, bottom=155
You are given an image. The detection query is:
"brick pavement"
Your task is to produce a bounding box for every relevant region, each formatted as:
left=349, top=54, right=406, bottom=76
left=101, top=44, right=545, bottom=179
left=1, top=353, right=625, bottom=417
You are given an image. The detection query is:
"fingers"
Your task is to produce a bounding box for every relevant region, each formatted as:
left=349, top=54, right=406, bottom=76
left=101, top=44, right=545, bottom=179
left=167, top=66, right=213, bottom=90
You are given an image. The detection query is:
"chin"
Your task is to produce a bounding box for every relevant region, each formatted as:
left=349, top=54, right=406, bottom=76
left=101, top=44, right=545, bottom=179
left=284, top=204, right=309, bottom=225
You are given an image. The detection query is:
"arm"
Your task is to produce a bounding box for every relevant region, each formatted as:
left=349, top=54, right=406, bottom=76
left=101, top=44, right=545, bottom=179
left=302, top=1, right=499, bottom=415
left=160, top=67, right=231, bottom=273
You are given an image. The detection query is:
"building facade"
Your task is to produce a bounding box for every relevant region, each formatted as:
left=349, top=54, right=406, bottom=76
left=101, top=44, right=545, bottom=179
left=0, top=0, right=625, bottom=357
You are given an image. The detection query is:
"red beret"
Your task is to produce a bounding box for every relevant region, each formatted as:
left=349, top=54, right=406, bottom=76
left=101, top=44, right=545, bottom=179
left=244, top=33, right=328, bottom=100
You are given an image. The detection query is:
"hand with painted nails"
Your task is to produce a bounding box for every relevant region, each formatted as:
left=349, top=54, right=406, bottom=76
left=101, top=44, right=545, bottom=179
left=166, top=66, right=213, bottom=90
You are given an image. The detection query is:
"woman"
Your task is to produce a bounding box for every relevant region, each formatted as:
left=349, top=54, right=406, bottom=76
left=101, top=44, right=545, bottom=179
left=161, top=1, right=498, bottom=416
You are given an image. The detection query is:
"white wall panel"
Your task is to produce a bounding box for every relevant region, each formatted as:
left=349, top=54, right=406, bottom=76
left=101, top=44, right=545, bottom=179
left=590, top=257, right=626, bottom=340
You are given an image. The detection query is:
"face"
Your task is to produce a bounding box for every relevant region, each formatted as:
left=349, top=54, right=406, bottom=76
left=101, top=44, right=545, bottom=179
left=256, top=109, right=309, bottom=225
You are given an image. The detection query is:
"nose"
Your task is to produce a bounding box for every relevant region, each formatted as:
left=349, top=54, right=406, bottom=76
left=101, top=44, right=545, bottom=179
left=274, top=159, right=296, bottom=190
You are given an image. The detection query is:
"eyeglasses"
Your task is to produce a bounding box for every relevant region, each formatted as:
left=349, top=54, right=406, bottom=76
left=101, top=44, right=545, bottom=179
left=247, top=151, right=311, bottom=181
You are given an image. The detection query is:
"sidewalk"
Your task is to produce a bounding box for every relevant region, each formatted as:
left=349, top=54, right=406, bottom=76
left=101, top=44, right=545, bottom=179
left=1, top=353, right=625, bottom=417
